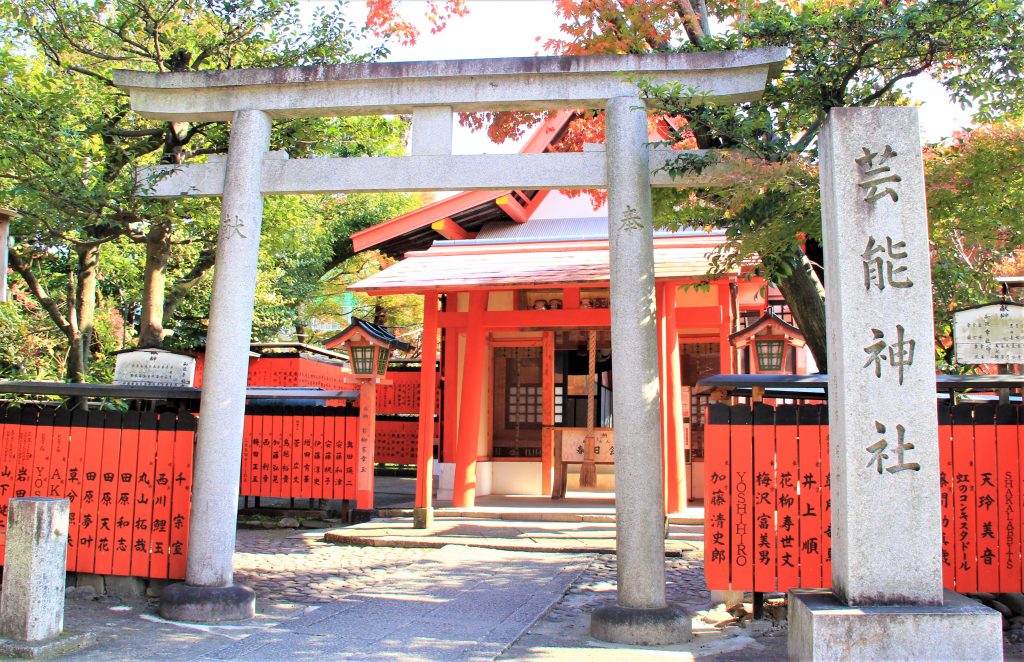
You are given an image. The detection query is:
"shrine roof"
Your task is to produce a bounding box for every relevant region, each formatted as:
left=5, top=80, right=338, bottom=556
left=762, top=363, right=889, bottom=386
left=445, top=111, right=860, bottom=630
left=350, top=112, right=572, bottom=256
left=348, top=229, right=733, bottom=295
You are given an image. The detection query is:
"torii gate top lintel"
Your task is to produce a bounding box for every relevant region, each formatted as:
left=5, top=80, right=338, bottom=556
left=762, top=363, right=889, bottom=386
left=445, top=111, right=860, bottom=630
left=112, top=47, right=788, bottom=122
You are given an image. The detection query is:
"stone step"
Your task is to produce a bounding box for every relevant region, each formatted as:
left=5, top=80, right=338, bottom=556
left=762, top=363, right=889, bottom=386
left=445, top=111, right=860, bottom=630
left=375, top=507, right=703, bottom=525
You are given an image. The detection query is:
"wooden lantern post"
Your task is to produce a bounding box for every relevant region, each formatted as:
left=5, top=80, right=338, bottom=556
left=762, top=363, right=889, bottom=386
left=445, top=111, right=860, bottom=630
left=333, top=318, right=410, bottom=516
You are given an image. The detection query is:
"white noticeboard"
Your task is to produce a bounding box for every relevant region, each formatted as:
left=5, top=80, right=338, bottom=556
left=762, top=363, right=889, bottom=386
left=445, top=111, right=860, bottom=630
left=113, top=349, right=197, bottom=387
left=953, top=302, right=1024, bottom=365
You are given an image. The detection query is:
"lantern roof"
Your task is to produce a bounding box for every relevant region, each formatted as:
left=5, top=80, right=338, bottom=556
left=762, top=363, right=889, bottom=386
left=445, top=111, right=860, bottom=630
left=325, top=318, right=412, bottom=353
left=729, top=310, right=805, bottom=348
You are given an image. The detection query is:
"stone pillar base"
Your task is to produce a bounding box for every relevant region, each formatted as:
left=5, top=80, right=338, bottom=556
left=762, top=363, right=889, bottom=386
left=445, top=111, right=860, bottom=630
left=788, top=589, right=1002, bottom=661
left=413, top=507, right=433, bottom=529
left=0, top=631, right=96, bottom=658
left=590, top=605, right=691, bottom=645
left=159, top=583, right=256, bottom=623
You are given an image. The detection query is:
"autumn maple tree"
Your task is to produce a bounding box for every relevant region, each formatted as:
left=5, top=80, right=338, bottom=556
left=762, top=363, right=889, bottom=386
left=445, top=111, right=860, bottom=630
left=466, top=0, right=1024, bottom=372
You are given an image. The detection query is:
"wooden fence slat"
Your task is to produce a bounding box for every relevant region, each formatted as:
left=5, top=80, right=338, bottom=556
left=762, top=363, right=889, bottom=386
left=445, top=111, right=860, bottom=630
left=169, top=412, right=196, bottom=580
left=131, top=413, right=158, bottom=578
left=729, top=405, right=754, bottom=590
left=796, top=405, right=824, bottom=588
left=292, top=410, right=304, bottom=497
left=312, top=412, right=325, bottom=500
left=112, top=412, right=140, bottom=577
left=94, top=412, right=122, bottom=575
left=16, top=408, right=40, bottom=500
left=323, top=411, right=337, bottom=500
left=774, top=405, right=800, bottom=592
left=49, top=410, right=72, bottom=504
left=258, top=410, right=271, bottom=494
left=974, top=404, right=999, bottom=590
left=0, top=408, right=19, bottom=558
left=301, top=408, right=314, bottom=498
left=148, top=413, right=176, bottom=579
left=271, top=408, right=284, bottom=498
left=703, top=403, right=731, bottom=591
left=752, top=403, right=777, bottom=593
left=938, top=404, right=955, bottom=589
left=996, top=404, right=1021, bottom=592
left=1018, top=405, right=1024, bottom=593
left=33, top=409, right=55, bottom=500
left=76, top=411, right=106, bottom=574
left=346, top=405, right=358, bottom=501
left=952, top=403, right=978, bottom=593
left=65, top=412, right=89, bottom=572
left=819, top=404, right=832, bottom=589
left=241, top=412, right=253, bottom=495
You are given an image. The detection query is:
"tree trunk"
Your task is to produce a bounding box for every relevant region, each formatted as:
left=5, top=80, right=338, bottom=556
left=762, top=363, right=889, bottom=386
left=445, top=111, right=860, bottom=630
left=162, top=246, right=216, bottom=322
left=6, top=249, right=86, bottom=384
left=74, top=244, right=99, bottom=372
left=139, top=220, right=172, bottom=348
left=66, top=271, right=86, bottom=384
left=774, top=248, right=828, bottom=373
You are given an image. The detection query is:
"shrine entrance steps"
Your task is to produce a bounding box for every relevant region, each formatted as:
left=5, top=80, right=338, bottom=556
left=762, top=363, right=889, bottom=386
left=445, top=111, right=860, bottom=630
left=323, top=515, right=704, bottom=556
left=379, top=494, right=705, bottom=525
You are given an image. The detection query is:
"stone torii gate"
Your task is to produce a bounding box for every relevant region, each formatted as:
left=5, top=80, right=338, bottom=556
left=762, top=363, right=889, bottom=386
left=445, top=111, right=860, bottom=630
left=113, top=49, right=786, bottom=643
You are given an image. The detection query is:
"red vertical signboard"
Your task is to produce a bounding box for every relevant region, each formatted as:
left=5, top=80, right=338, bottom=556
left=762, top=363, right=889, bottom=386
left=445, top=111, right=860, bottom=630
left=703, top=404, right=731, bottom=590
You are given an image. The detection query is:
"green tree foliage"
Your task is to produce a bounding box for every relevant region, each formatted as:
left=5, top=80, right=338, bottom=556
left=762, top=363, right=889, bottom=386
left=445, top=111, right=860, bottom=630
left=0, top=0, right=415, bottom=381
left=925, top=120, right=1024, bottom=367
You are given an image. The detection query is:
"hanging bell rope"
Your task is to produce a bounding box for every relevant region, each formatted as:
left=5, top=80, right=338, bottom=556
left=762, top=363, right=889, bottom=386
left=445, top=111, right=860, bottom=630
left=579, top=330, right=598, bottom=488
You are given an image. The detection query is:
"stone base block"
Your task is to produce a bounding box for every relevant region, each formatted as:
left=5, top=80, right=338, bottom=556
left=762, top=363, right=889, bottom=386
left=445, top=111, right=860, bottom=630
left=0, top=631, right=96, bottom=659
left=788, top=589, right=1002, bottom=661
left=590, top=604, right=691, bottom=645
left=158, top=582, right=255, bottom=623
left=413, top=507, right=433, bottom=530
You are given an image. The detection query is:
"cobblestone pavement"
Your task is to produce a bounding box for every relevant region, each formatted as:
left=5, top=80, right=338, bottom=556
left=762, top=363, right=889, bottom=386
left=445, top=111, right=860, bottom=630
left=232, top=529, right=431, bottom=605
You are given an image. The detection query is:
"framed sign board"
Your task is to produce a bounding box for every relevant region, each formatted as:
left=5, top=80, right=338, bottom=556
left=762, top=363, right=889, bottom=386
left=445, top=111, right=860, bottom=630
left=953, top=302, right=1024, bottom=365
left=114, top=349, right=197, bottom=387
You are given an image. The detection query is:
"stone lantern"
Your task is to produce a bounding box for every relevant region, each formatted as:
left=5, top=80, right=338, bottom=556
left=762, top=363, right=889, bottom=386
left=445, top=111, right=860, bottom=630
left=331, top=319, right=410, bottom=514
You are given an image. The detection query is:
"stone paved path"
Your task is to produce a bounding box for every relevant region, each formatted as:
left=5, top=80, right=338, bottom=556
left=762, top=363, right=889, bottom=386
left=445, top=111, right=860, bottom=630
left=63, top=532, right=591, bottom=661
left=203, top=545, right=589, bottom=661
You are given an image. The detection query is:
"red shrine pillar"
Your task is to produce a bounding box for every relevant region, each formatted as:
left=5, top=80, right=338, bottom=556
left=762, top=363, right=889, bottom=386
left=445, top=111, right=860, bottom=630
left=453, top=291, right=487, bottom=508
left=662, top=283, right=686, bottom=514
left=414, top=292, right=439, bottom=528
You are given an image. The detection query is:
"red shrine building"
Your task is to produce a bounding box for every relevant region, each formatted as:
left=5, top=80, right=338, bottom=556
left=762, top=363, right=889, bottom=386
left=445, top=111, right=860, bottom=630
left=349, top=113, right=813, bottom=513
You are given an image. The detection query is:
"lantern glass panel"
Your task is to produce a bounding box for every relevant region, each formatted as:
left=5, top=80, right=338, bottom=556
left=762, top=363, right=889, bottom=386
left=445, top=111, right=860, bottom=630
left=350, top=346, right=375, bottom=374
left=376, top=346, right=390, bottom=375
left=756, top=339, right=784, bottom=372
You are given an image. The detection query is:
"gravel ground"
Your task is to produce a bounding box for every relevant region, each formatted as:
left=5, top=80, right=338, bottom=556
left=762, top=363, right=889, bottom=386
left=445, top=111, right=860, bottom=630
left=232, top=529, right=431, bottom=604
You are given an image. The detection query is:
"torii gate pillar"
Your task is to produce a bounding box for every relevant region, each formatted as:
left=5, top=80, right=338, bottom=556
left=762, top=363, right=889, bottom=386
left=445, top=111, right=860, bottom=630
left=159, top=109, right=270, bottom=622
left=590, top=96, right=690, bottom=645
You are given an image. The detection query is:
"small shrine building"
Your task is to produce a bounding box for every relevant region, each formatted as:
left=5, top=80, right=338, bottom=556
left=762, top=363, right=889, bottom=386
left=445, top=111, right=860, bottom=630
left=349, top=114, right=814, bottom=513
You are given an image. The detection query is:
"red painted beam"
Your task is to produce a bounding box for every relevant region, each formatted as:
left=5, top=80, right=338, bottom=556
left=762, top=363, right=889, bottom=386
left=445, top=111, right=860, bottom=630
left=351, top=189, right=509, bottom=252
left=430, top=218, right=470, bottom=241
left=439, top=308, right=611, bottom=330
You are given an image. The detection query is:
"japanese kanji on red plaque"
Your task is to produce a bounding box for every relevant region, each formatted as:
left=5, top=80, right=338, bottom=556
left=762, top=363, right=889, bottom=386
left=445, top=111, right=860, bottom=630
left=0, top=408, right=195, bottom=580
left=705, top=402, right=1023, bottom=594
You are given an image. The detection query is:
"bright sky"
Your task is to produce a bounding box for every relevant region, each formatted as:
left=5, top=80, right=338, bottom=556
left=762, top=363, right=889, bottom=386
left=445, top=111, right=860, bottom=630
left=329, top=0, right=973, bottom=149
